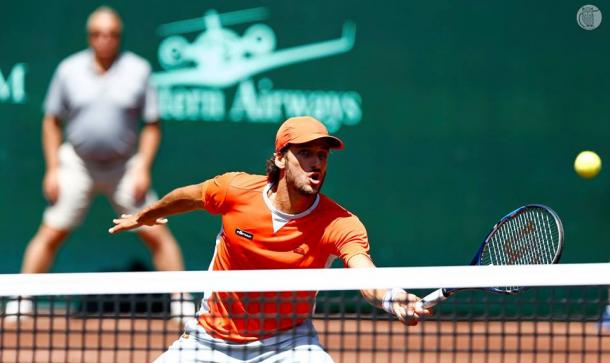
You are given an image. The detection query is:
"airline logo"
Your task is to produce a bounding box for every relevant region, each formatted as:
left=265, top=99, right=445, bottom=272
left=152, top=7, right=362, bottom=132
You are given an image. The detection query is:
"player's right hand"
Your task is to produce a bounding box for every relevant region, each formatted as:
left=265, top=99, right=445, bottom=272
left=109, top=214, right=168, bottom=234
left=43, top=169, right=59, bottom=203
left=391, top=290, right=432, bottom=326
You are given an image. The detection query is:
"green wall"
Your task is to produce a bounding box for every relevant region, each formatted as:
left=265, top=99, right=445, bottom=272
left=1, top=0, right=609, bottom=273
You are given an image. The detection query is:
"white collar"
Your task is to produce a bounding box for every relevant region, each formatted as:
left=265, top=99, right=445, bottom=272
left=263, top=183, right=320, bottom=232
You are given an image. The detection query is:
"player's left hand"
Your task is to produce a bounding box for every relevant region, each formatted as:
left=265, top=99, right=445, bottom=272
left=390, top=290, right=432, bottom=326
left=109, top=213, right=167, bottom=234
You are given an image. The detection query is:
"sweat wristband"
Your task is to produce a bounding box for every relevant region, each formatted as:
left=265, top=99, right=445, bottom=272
left=382, top=288, right=406, bottom=315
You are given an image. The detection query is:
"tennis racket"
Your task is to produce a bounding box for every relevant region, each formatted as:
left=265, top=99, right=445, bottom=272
left=416, top=204, right=564, bottom=309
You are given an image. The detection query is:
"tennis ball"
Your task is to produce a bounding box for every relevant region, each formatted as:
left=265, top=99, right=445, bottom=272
left=574, top=151, right=602, bottom=179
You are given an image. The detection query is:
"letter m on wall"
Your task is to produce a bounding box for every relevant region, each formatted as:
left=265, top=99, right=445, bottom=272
left=0, top=63, right=27, bottom=104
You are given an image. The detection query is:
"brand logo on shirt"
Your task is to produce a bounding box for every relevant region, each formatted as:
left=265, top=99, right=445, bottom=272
left=0, top=63, right=27, bottom=104
left=152, top=7, right=361, bottom=132
left=235, top=228, right=253, bottom=240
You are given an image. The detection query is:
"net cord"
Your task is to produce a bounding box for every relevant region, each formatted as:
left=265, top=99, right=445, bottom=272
left=0, top=263, right=608, bottom=296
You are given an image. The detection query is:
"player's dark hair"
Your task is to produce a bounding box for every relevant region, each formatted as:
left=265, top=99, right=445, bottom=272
left=266, top=149, right=286, bottom=185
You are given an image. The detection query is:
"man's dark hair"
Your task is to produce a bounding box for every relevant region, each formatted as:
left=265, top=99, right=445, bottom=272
left=265, top=149, right=286, bottom=185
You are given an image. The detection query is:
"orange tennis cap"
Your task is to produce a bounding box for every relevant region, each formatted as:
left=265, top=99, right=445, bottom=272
left=275, top=116, right=344, bottom=152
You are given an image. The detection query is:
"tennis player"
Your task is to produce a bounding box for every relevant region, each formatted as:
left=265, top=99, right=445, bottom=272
left=110, top=116, right=431, bottom=362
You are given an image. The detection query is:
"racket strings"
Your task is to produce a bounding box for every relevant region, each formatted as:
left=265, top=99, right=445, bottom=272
left=518, top=212, right=539, bottom=263
left=480, top=207, right=561, bottom=292
left=485, top=209, right=559, bottom=265
left=534, top=210, right=556, bottom=263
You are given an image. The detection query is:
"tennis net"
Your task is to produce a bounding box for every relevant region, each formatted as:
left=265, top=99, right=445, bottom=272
left=1, top=264, right=609, bottom=362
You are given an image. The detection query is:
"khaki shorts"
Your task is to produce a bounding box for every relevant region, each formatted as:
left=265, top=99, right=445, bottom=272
left=43, top=143, right=158, bottom=230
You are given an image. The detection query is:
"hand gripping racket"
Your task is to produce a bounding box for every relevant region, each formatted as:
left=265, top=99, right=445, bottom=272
left=416, top=204, right=564, bottom=309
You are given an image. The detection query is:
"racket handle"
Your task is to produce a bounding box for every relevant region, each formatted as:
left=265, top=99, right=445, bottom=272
left=416, top=288, right=448, bottom=309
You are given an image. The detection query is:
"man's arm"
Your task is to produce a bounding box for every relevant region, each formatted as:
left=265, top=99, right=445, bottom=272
left=132, top=122, right=161, bottom=201
left=109, top=183, right=204, bottom=234
left=347, top=254, right=431, bottom=326
left=42, top=115, right=63, bottom=203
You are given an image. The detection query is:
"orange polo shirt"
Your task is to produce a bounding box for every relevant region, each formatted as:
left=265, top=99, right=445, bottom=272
left=196, top=172, right=370, bottom=342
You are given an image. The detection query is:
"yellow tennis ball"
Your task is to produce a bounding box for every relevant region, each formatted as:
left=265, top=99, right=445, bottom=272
left=574, top=151, right=602, bottom=178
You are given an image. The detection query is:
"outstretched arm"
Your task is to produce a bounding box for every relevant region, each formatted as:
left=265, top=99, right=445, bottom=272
left=109, top=183, right=204, bottom=234
left=347, top=254, right=432, bottom=326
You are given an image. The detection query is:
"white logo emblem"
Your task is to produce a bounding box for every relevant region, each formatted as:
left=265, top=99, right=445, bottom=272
left=577, top=5, right=602, bottom=30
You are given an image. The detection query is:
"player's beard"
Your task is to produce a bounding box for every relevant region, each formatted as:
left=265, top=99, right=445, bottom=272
left=286, top=165, right=325, bottom=196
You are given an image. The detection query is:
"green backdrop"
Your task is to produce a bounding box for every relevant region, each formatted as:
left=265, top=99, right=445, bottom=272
left=1, top=0, right=609, bottom=274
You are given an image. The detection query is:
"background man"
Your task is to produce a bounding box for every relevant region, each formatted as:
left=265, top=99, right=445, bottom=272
left=6, top=6, right=194, bottom=321
left=110, top=116, right=431, bottom=362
